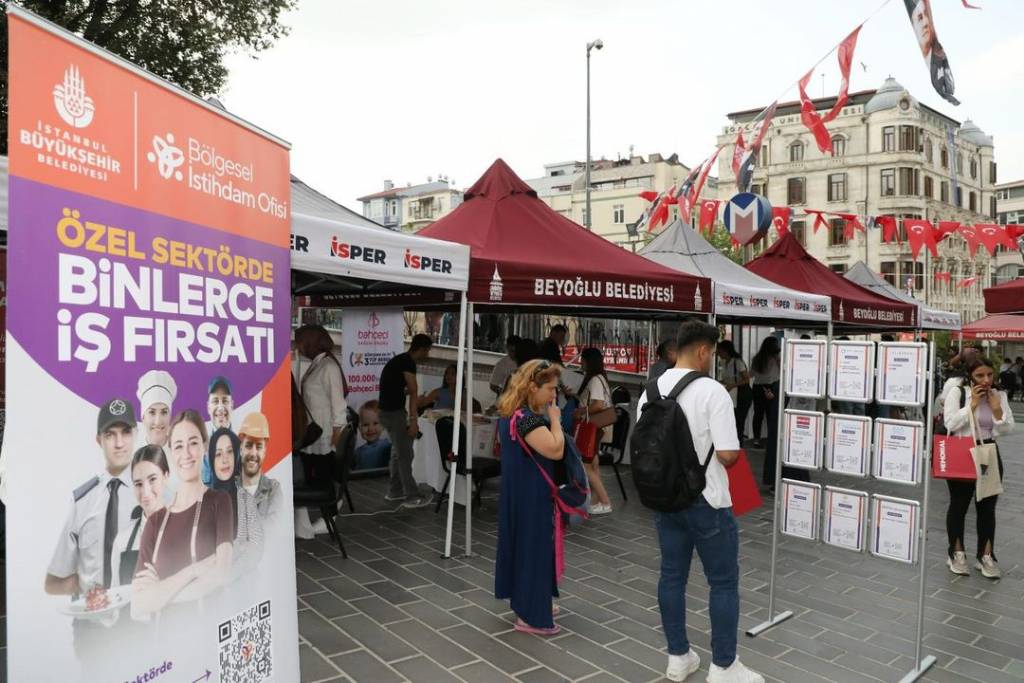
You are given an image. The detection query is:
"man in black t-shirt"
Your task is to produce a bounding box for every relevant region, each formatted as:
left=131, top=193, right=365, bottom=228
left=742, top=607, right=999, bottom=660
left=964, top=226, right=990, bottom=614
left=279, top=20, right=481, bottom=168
left=379, top=334, right=433, bottom=507
left=538, top=324, right=567, bottom=365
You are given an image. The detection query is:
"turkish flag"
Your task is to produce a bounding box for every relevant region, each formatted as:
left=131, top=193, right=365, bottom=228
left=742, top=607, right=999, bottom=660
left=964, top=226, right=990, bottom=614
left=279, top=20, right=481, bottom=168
left=905, top=219, right=938, bottom=260
left=959, top=277, right=979, bottom=288
left=771, top=206, right=791, bottom=236
left=638, top=190, right=659, bottom=202
left=806, top=209, right=829, bottom=233
left=1005, top=224, right=1024, bottom=240
left=685, top=147, right=722, bottom=223
left=934, top=271, right=952, bottom=284
left=838, top=213, right=863, bottom=240
left=976, top=223, right=1017, bottom=256
left=957, top=224, right=981, bottom=257
left=876, top=215, right=899, bottom=243
left=699, top=199, right=721, bottom=233
left=732, top=132, right=747, bottom=179
left=798, top=27, right=861, bottom=153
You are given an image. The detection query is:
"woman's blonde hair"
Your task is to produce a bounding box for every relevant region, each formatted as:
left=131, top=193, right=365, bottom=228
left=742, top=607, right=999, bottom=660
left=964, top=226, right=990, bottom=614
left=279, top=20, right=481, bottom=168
left=497, top=359, right=562, bottom=417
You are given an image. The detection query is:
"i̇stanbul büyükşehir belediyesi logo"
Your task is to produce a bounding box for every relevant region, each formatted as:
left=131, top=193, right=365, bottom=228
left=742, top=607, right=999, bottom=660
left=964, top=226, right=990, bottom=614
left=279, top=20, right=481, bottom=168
left=145, top=130, right=289, bottom=220
left=53, top=65, right=95, bottom=129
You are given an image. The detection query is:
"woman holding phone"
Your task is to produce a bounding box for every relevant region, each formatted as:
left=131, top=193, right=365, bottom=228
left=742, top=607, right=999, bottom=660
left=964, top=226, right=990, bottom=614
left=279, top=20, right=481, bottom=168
left=942, top=358, right=1013, bottom=579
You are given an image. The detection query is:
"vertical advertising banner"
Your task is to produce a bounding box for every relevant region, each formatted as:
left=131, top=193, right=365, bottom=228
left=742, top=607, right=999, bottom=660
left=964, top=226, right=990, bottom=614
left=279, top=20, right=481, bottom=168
left=5, top=8, right=297, bottom=683
left=341, top=308, right=404, bottom=470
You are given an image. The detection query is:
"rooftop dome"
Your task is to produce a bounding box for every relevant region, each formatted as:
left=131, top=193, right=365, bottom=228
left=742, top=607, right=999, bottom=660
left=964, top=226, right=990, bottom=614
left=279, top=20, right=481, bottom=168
left=959, top=119, right=993, bottom=147
left=864, top=77, right=908, bottom=114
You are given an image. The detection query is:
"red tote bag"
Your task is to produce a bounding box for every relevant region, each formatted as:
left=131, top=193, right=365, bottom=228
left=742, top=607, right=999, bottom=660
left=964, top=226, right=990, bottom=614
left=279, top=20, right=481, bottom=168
left=931, top=435, right=978, bottom=480
left=573, top=421, right=599, bottom=463
left=726, top=450, right=763, bottom=516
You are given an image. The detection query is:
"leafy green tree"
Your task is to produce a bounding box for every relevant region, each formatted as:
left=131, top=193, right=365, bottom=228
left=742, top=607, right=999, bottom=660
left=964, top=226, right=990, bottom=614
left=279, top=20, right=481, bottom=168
left=0, top=0, right=297, bottom=153
left=705, top=225, right=742, bottom=264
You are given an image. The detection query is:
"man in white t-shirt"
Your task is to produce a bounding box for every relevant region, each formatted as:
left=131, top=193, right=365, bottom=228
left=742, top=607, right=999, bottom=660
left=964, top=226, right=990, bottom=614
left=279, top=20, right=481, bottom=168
left=637, top=321, right=763, bottom=683
left=489, top=335, right=520, bottom=397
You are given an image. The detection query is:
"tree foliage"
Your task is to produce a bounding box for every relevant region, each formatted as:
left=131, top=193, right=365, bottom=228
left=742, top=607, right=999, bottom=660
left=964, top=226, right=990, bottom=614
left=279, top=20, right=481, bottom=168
left=0, top=0, right=297, bottom=153
left=705, top=225, right=742, bottom=264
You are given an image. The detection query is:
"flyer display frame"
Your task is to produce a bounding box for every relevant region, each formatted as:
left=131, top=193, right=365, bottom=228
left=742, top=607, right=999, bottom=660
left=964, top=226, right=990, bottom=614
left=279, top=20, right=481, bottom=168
left=780, top=479, right=822, bottom=541
left=876, top=342, right=928, bottom=407
left=825, top=413, right=872, bottom=478
left=823, top=486, right=869, bottom=553
left=783, top=338, right=827, bottom=399
left=873, top=418, right=924, bottom=486
left=870, top=494, right=921, bottom=565
left=828, top=340, right=876, bottom=404
left=781, top=409, right=825, bottom=471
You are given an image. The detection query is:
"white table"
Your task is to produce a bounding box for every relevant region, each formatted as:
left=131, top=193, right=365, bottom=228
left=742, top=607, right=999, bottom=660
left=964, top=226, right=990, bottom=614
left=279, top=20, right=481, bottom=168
left=412, top=414, right=499, bottom=506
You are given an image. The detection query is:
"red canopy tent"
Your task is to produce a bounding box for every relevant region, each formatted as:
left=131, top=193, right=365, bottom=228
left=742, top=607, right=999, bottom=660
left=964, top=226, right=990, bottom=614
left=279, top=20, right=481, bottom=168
left=745, top=233, right=916, bottom=328
left=983, top=278, right=1024, bottom=314
left=962, top=314, right=1024, bottom=341
left=419, top=159, right=711, bottom=315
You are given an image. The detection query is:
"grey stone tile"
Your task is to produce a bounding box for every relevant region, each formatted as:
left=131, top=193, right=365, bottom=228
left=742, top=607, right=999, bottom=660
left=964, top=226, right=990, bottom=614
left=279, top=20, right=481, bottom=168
left=449, top=604, right=516, bottom=635
left=552, top=634, right=659, bottom=682
left=495, top=631, right=599, bottom=681
left=391, top=655, right=463, bottom=683
left=329, top=650, right=404, bottom=683
left=364, top=558, right=434, bottom=589
left=780, top=650, right=882, bottom=683
left=400, top=598, right=465, bottom=630
left=347, top=595, right=410, bottom=625
left=299, top=609, right=359, bottom=656
left=412, top=583, right=471, bottom=610
left=299, top=643, right=342, bottom=683
left=606, top=637, right=667, bottom=674
left=553, top=613, right=623, bottom=646
left=333, top=613, right=418, bottom=663
left=765, top=627, right=844, bottom=661
left=388, top=618, right=477, bottom=669
left=320, top=555, right=387, bottom=584
left=450, top=660, right=517, bottom=682
left=319, top=574, right=372, bottom=601
left=305, top=589, right=359, bottom=620
left=407, top=560, right=477, bottom=593
left=365, top=579, right=420, bottom=606
left=516, top=666, right=570, bottom=683
left=946, top=656, right=1024, bottom=683
left=443, top=625, right=536, bottom=675
left=922, top=634, right=1010, bottom=669
left=297, top=551, right=342, bottom=580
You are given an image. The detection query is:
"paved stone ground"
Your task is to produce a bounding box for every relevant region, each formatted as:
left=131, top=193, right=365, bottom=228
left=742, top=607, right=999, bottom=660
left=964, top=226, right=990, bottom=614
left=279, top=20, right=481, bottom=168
left=2, top=418, right=1022, bottom=682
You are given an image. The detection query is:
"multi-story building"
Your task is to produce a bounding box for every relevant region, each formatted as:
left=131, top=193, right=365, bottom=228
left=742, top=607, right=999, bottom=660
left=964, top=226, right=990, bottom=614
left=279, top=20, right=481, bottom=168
left=525, top=152, right=701, bottom=251
left=357, top=178, right=462, bottom=232
left=995, top=179, right=1024, bottom=284
left=718, top=76, right=1016, bottom=323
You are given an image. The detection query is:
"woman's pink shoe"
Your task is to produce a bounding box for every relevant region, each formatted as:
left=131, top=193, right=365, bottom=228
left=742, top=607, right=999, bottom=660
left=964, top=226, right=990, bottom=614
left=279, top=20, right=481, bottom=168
left=515, top=619, right=561, bottom=636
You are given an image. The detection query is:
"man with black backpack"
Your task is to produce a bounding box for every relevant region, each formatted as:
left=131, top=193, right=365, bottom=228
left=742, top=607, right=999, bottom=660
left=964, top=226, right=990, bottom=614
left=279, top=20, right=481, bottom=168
left=634, top=321, right=763, bottom=683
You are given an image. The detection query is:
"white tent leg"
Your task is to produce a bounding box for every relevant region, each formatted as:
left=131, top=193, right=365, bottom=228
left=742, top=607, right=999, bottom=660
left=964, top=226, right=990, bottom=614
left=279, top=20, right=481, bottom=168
left=465, top=302, right=476, bottom=557
left=443, top=294, right=468, bottom=559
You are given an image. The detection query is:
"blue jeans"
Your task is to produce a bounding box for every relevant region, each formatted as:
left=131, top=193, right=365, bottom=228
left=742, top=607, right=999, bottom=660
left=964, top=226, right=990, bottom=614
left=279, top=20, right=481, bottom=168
left=655, top=497, right=739, bottom=668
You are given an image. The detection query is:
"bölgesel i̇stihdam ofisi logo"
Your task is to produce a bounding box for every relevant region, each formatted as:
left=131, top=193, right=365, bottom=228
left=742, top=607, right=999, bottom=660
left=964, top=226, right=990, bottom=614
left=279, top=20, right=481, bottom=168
left=147, top=133, right=185, bottom=181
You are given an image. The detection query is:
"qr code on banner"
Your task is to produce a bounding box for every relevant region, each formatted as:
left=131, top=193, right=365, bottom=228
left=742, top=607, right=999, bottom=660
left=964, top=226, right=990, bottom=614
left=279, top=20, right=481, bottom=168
left=218, top=600, right=273, bottom=683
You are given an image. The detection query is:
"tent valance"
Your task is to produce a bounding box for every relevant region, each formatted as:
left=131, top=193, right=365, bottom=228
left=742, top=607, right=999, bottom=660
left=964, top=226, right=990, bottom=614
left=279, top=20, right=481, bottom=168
left=962, top=314, right=1024, bottom=341
left=844, top=261, right=960, bottom=331
left=640, top=219, right=831, bottom=323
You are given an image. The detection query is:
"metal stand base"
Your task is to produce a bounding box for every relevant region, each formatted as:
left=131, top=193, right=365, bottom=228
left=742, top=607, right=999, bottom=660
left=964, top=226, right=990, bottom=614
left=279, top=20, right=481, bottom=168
left=898, top=655, right=936, bottom=683
left=745, top=610, right=794, bottom=637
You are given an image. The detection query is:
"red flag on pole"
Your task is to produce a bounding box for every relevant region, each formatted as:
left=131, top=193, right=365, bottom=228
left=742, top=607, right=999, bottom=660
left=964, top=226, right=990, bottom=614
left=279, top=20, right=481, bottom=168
left=771, top=206, right=791, bottom=236
left=959, top=276, right=979, bottom=288
left=976, top=223, right=1017, bottom=255
left=957, top=224, right=981, bottom=257
left=699, top=199, right=721, bottom=234
left=837, top=213, right=864, bottom=240
left=875, top=215, right=899, bottom=243
left=684, top=147, right=723, bottom=223
left=798, top=27, right=861, bottom=154
left=805, top=209, right=829, bottom=233
left=731, top=132, right=747, bottom=179
left=905, top=219, right=938, bottom=260
left=934, top=271, right=951, bottom=284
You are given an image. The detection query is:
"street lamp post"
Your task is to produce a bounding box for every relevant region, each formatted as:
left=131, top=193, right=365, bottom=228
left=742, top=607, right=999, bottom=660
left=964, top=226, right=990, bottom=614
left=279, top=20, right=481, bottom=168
left=586, top=38, right=603, bottom=230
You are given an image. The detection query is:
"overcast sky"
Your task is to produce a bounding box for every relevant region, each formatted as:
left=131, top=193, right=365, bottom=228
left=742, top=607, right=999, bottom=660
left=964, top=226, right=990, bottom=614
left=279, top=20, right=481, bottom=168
left=221, top=0, right=1024, bottom=209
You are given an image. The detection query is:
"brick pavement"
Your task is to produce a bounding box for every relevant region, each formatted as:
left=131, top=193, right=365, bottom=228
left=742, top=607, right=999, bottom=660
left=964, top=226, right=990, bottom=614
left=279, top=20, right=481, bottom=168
left=1, top=421, right=1021, bottom=682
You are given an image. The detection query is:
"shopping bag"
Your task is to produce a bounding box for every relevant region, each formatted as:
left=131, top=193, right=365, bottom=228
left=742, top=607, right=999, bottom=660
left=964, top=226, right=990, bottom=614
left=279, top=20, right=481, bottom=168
left=573, top=421, right=599, bottom=463
left=726, top=450, right=763, bottom=516
left=931, top=435, right=977, bottom=480
left=969, top=412, right=1003, bottom=500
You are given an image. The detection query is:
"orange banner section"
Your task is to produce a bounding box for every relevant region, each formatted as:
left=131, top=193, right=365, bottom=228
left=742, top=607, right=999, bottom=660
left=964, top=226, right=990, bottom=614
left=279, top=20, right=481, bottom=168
left=8, top=14, right=290, bottom=247
left=262, top=357, right=294, bottom=473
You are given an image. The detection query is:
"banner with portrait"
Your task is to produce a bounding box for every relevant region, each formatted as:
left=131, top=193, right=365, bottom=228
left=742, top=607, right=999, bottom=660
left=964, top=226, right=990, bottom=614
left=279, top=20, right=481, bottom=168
left=4, top=7, right=297, bottom=682
left=341, top=308, right=405, bottom=470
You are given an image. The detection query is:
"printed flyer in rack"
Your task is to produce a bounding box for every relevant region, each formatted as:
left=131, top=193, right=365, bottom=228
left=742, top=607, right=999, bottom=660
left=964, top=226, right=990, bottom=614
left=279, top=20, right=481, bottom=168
left=4, top=8, right=298, bottom=682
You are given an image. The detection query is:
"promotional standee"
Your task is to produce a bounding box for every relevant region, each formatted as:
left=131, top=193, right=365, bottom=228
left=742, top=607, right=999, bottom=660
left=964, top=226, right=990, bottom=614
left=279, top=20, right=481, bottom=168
left=4, top=8, right=298, bottom=682
left=749, top=337, right=937, bottom=683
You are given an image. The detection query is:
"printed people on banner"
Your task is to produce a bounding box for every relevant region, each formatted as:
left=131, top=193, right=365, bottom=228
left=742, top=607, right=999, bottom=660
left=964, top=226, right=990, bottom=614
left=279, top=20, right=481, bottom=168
left=238, top=412, right=282, bottom=520
left=136, top=370, right=177, bottom=450
left=112, top=446, right=170, bottom=589
left=202, top=376, right=235, bottom=485
left=131, top=411, right=233, bottom=620
left=355, top=400, right=391, bottom=470
left=207, top=427, right=264, bottom=578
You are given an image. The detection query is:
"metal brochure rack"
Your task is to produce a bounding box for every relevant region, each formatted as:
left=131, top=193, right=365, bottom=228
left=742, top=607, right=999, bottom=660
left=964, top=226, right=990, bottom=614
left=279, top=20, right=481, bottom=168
left=747, top=337, right=937, bottom=683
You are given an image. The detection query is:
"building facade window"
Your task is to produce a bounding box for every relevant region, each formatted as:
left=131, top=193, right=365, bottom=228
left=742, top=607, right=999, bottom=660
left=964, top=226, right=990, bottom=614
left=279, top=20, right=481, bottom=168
left=902, top=261, right=925, bottom=291
left=956, top=187, right=963, bottom=207
left=791, top=220, right=806, bottom=246
left=828, top=173, right=847, bottom=202
left=613, top=204, right=625, bottom=224
left=752, top=182, right=767, bottom=196
left=941, top=148, right=949, bottom=168
left=991, top=196, right=998, bottom=220
left=831, top=135, right=846, bottom=156
left=969, top=156, right=978, bottom=180
left=829, top=218, right=847, bottom=247
left=881, top=261, right=897, bottom=287
left=956, top=152, right=963, bottom=174
left=898, top=168, right=918, bottom=196
left=941, top=181, right=949, bottom=203
left=881, top=168, right=896, bottom=196
left=898, top=125, right=919, bottom=152
left=787, top=177, right=806, bottom=204
left=990, top=161, right=998, bottom=184
left=761, top=145, right=770, bottom=166
left=789, top=141, right=804, bottom=162
left=882, top=126, right=895, bottom=152
left=969, top=192, right=977, bottom=212
left=924, top=175, right=934, bottom=199
left=829, top=263, right=848, bottom=275
left=925, top=138, right=933, bottom=164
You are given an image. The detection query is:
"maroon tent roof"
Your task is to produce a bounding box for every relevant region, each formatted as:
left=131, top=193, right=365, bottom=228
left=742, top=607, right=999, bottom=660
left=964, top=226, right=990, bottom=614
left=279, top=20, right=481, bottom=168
left=745, top=233, right=916, bottom=328
left=962, top=313, right=1024, bottom=341
left=983, top=278, right=1024, bottom=314
left=418, top=159, right=710, bottom=314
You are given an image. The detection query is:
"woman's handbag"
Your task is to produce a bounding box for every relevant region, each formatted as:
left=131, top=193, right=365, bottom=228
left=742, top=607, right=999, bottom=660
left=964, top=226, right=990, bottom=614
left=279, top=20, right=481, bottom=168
left=931, top=433, right=977, bottom=480
left=294, top=365, right=323, bottom=452
left=969, top=411, right=1003, bottom=501
left=573, top=420, right=599, bottom=463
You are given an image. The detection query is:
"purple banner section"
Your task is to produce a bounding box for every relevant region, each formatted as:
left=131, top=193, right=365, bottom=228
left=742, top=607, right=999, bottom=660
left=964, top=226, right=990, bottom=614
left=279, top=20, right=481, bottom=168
left=7, top=175, right=290, bottom=414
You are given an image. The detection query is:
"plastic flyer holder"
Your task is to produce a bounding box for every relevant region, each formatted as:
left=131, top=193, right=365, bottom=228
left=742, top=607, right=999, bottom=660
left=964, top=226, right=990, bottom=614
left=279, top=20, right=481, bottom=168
left=870, top=494, right=920, bottom=565
left=876, top=342, right=928, bottom=407
left=781, top=410, right=824, bottom=471
left=780, top=479, right=821, bottom=541
left=873, top=418, right=924, bottom=485
left=784, top=339, right=826, bottom=399
left=829, top=340, right=875, bottom=404
left=825, top=414, right=871, bottom=478
left=823, top=486, right=868, bottom=553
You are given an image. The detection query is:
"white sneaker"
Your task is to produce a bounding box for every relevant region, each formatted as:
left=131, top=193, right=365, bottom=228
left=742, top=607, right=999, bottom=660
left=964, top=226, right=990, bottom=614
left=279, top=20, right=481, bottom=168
left=666, top=650, right=700, bottom=682
left=294, top=508, right=315, bottom=540
left=311, top=518, right=329, bottom=536
left=947, top=551, right=970, bottom=576
left=589, top=503, right=613, bottom=515
left=975, top=555, right=1001, bottom=579
left=706, top=657, right=764, bottom=683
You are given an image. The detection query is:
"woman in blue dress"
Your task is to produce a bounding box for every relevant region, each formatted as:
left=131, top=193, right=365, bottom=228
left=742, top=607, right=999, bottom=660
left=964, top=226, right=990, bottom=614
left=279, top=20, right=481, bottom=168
left=494, top=359, right=565, bottom=635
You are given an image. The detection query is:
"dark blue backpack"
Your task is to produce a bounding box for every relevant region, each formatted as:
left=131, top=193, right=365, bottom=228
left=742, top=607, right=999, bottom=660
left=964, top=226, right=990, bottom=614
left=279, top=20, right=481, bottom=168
left=510, top=409, right=590, bottom=521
